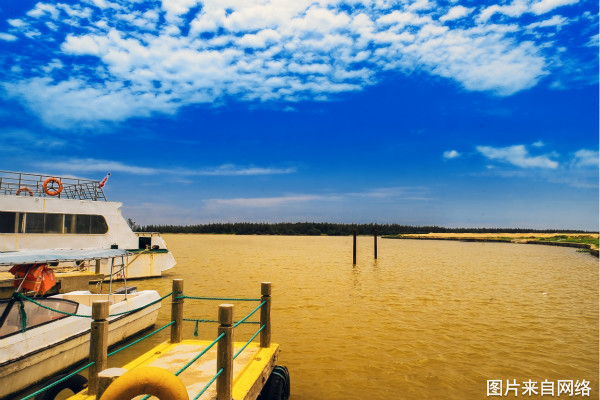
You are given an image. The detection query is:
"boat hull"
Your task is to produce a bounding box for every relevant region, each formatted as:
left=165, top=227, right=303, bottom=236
left=0, top=291, right=161, bottom=399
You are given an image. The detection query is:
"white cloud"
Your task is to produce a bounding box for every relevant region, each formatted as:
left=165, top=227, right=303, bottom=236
left=208, top=195, right=323, bottom=208
left=526, top=15, right=568, bottom=29
left=0, top=0, right=591, bottom=127
left=0, top=33, right=18, bottom=41
left=478, top=0, right=579, bottom=21
left=571, top=149, right=599, bottom=168
left=7, top=19, right=27, bottom=28
left=531, top=0, right=579, bottom=15
left=478, top=1, right=530, bottom=22
left=476, top=144, right=559, bottom=168
left=0, top=128, right=67, bottom=150
left=205, top=185, right=430, bottom=210
left=586, top=33, right=599, bottom=47
left=443, top=150, right=461, bottom=159
left=440, top=6, right=474, bottom=22
left=34, top=158, right=297, bottom=176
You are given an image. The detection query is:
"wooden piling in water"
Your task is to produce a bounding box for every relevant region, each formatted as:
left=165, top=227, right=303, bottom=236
left=171, top=279, right=184, bottom=343
left=89, top=300, right=109, bottom=395
left=217, top=304, right=234, bottom=400
left=260, top=282, right=272, bottom=348
left=374, top=229, right=378, bottom=259
left=353, top=229, right=357, bottom=265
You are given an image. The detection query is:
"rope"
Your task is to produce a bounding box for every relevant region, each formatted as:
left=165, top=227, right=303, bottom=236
left=175, top=332, right=225, bottom=376
left=105, top=291, right=173, bottom=316
left=183, top=318, right=260, bottom=324
left=108, top=321, right=174, bottom=357
left=17, top=296, right=27, bottom=332
left=14, top=291, right=173, bottom=318
left=233, top=324, right=265, bottom=360
left=177, top=295, right=261, bottom=301
left=193, top=368, right=223, bottom=400
left=14, top=293, right=90, bottom=318
left=234, top=301, right=265, bottom=328
left=18, top=362, right=95, bottom=400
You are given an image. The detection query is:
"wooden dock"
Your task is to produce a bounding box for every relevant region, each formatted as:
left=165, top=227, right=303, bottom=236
left=67, top=340, right=280, bottom=400
left=58, top=280, right=287, bottom=400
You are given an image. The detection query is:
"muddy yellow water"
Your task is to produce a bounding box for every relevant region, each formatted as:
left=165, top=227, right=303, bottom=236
left=107, top=235, right=599, bottom=400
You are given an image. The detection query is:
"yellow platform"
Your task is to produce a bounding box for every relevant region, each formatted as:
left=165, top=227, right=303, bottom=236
left=67, top=340, right=280, bottom=400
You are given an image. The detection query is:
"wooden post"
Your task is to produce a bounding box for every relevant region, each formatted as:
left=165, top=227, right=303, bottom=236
left=374, top=229, right=378, bottom=259
left=171, top=279, right=184, bottom=343
left=89, top=300, right=109, bottom=395
left=260, top=282, right=272, bottom=348
left=95, top=259, right=101, bottom=274
left=97, top=368, right=127, bottom=399
left=353, top=229, right=357, bottom=265
left=217, top=304, right=234, bottom=400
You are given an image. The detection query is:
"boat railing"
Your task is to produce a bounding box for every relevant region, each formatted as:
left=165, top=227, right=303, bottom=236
left=0, top=170, right=107, bottom=201
left=134, top=232, right=161, bottom=237
left=18, top=280, right=273, bottom=400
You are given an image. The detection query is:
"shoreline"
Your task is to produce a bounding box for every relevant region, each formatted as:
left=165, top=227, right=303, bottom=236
left=383, top=233, right=599, bottom=258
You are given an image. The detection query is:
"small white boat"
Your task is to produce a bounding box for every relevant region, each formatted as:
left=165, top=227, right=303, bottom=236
left=0, top=256, right=162, bottom=399
left=0, top=170, right=176, bottom=280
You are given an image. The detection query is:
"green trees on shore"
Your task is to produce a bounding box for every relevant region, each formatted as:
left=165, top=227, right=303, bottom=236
left=138, top=222, right=589, bottom=236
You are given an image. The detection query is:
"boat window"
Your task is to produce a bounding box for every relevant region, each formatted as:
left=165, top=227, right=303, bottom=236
left=45, top=213, right=63, bottom=234
left=0, top=298, right=79, bottom=338
left=76, top=215, right=91, bottom=234
left=64, top=214, right=76, bottom=233
left=0, top=212, right=108, bottom=234
left=0, top=212, right=16, bottom=233
left=91, top=215, right=108, bottom=234
left=25, top=213, right=44, bottom=234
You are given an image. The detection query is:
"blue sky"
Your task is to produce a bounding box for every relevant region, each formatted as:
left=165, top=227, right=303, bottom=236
left=0, top=0, right=598, bottom=230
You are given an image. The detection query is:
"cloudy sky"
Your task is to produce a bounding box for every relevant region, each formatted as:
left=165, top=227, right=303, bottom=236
left=0, top=0, right=598, bottom=230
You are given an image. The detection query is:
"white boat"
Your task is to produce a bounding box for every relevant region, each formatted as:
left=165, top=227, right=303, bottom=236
left=0, top=170, right=176, bottom=279
left=0, top=252, right=163, bottom=399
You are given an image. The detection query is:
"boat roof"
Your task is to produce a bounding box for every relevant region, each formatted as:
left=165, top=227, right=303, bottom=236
left=0, top=248, right=129, bottom=269
left=0, top=170, right=107, bottom=201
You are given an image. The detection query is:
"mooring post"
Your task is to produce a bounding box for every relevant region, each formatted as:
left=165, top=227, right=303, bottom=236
left=217, top=304, right=234, bottom=400
left=374, top=229, right=378, bottom=259
left=260, top=282, right=272, bottom=348
left=95, top=259, right=101, bottom=275
left=353, top=229, right=357, bottom=265
left=171, top=279, right=184, bottom=343
left=89, top=300, right=109, bottom=395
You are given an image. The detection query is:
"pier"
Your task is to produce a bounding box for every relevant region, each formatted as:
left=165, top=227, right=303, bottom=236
left=21, top=280, right=286, bottom=400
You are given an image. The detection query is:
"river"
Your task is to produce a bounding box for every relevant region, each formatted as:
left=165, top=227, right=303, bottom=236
left=105, top=234, right=598, bottom=399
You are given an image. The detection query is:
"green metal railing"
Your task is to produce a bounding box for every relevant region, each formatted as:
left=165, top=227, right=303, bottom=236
left=17, top=282, right=270, bottom=400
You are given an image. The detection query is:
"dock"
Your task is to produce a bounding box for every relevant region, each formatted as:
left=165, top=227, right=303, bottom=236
left=34, top=280, right=289, bottom=400
left=68, top=340, right=280, bottom=400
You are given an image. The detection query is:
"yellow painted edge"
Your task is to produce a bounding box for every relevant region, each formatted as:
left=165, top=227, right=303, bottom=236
left=66, top=340, right=280, bottom=400
left=232, top=343, right=280, bottom=400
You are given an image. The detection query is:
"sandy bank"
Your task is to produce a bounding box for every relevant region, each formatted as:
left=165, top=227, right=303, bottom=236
left=385, top=233, right=599, bottom=257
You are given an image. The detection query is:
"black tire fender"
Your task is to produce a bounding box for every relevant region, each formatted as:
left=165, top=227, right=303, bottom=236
left=258, top=366, right=290, bottom=400
left=34, top=373, right=88, bottom=400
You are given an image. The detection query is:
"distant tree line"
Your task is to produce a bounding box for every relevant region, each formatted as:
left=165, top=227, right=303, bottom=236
left=138, top=222, right=591, bottom=236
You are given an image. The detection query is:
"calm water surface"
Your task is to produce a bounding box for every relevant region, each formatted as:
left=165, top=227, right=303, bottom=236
left=107, top=235, right=599, bottom=400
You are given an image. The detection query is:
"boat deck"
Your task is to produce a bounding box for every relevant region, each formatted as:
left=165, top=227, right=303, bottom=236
left=0, top=270, right=100, bottom=298
left=67, top=340, right=280, bottom=400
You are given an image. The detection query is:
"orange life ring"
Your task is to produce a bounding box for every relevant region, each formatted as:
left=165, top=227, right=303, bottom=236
left=43, top=177, right=63, bottom=196
left=16, top=187, right=33, bottom=196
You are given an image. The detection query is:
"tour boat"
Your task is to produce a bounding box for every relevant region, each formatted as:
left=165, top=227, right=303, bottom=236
left=0, top=252, right=163, bottom=399
left=0, top=170, right=176, bottom=279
